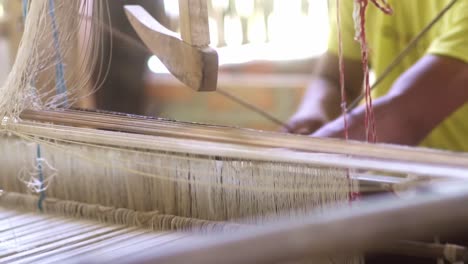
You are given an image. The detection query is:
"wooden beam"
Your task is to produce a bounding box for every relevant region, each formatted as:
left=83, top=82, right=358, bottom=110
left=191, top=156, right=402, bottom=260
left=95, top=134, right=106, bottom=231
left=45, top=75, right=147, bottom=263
left=125, top=5, right=218, bottom=92
left=178, top=0, right=210, bottom=47
left=376, top=240, right=468, bottom=261
left=76, top=183, right=468, bottom=264
left=19, top=109, right=468, bottom=180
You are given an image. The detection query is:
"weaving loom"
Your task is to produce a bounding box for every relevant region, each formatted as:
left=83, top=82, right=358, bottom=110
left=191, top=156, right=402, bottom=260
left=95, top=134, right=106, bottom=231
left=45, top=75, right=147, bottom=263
left=1, top=0, right=468, bottom=263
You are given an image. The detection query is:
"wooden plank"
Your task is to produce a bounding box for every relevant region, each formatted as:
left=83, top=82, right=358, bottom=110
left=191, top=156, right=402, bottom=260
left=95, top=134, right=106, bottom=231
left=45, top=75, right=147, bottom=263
left=178, top=0, right=210, bottom=47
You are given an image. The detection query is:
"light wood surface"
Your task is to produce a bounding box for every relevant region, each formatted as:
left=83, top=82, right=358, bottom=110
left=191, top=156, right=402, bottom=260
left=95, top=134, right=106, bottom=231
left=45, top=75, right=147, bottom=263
left=178, top=0, right=210, bottom=47
left=125, top=5, right=217, bottom=92
left=377, top=240, right=468, bottom=261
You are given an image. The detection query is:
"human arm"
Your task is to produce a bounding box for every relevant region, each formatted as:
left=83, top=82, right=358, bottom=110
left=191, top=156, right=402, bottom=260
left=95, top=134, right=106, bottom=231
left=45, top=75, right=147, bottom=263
left=285, top=0, right=363, bottom=134
left=313, top=54, right=468, bottom=145
left=284, top=52, right=363, bottom=134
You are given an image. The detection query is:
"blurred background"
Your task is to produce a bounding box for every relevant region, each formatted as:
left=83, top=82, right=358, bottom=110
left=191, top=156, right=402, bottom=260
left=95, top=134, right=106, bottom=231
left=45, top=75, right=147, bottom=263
left=0, top=0, right=330, bottom=131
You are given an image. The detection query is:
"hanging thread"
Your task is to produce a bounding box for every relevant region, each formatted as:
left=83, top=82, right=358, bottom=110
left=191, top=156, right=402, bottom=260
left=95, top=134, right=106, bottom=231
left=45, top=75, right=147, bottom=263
left=336, top=0, right=359, bottom=202
left=48, top=0, right=69, bottom=107
left=36, top=144, right=46, bottom=211
left=21, top=0, right=44, bottom=212
left=347, top=0, right=457, bottom=111
left=22, top=0, right=46, bottom=212
left=353, top=0, right=392, bottom=142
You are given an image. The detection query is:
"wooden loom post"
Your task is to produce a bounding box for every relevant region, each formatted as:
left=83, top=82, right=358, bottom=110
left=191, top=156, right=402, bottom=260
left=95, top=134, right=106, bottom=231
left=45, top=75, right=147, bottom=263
left=82, top=183, right=468, bottom=264
left=178, top=0, right=210, bottom=47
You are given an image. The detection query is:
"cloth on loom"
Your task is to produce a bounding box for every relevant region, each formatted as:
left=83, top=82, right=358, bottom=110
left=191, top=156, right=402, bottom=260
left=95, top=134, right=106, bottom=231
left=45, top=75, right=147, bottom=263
left=0, top=120, right=362, bottom=263
left=0, top=206, right=360, bottom=264
left=0, top=192, right=243, bottom=233
left=328, top=0, right=468, bottom=152
left=0, top=134, right=357, bottom=223
left=0, top=207, right=202, bottom=263
left=0, top=124, right=364, bottom=262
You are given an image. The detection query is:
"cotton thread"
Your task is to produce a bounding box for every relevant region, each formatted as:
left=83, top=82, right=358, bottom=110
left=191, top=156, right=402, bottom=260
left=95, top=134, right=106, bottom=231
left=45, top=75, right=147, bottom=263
left=48, top=0, right=68, bottom=107
left=36, top=144, right=46, bottom=211
left=22, top=0, right=47, bottom=212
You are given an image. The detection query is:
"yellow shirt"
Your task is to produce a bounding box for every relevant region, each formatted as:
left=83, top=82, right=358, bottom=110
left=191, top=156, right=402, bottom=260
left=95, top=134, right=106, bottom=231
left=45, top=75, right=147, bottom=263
left=328, top=0, right=468, bottom=152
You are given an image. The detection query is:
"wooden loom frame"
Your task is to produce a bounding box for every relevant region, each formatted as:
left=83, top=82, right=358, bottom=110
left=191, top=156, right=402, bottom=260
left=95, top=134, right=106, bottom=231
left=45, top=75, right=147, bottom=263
left=1, top=0, right=468, bottom=263
left=5, top=108, right=468, bottom=264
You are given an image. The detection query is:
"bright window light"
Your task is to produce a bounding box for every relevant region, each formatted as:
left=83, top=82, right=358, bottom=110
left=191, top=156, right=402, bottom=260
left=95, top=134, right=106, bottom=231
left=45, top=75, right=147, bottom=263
left=209, top=17, right=219, bottom=47
left=273, top=0, right=302, bottom=17
left=211, top=0, right=229, bottom=11
left=0, top=4, right=5, bottom=18
left=235, top=0, right=254, bottom=18
left=247, top=12, right=266, bottom=44
left=148, top=56, right=170, bottom=74
left=224, top=15, right=243, bottom=46
left=164, top=0, right=179, bottom=18
left=150, top=1, right=331, bottom=74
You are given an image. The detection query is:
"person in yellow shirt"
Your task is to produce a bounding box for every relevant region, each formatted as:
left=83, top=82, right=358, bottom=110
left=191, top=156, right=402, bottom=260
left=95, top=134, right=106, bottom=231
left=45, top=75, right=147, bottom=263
left=286, top=0, right=468, bottom=152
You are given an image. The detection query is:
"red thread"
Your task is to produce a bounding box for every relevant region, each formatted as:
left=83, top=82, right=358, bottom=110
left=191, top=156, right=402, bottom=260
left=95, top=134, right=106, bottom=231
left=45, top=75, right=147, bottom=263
left=354, top=0, right=392, bottom=143
left=339, top=0, right=392, bottom=202
left=350, top=192, right=361, bottom=201
left=370, top=0, right=393, bottom=14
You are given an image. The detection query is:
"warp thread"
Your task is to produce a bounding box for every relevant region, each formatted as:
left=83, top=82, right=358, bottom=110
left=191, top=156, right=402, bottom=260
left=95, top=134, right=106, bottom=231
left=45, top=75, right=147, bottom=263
left=22, top=0, right=47, bottom=212
left=336, top=0, right=360, bottom=202
left=35, top=144, right=46, bottom=211
left=48, top=0, right=68, bottom=107
left=0, top=192, right=243, bottom=233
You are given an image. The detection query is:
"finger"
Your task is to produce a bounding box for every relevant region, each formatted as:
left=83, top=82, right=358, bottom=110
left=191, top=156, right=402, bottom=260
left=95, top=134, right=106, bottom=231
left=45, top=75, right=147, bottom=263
left=296, top=121, right=325, bottom=135
left=279, top=124, right=293, bottom=133
left=295, top=126, right=314, bottom=135
left=284, top=122, right=313, bottom=135
left=281, top=121, right=304, bottom=134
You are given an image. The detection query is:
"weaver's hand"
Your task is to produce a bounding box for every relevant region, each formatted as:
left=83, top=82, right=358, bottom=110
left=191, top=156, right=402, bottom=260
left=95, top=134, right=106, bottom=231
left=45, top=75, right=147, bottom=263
left=284, top=52, right=363, bottom=135
left=312, top=54, right=468, bottom=146
left=284, top=112, right=327, bottom=135
left=283, top=78, right=341, bottom=135
left=312, top=117, right=348, bottom=139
